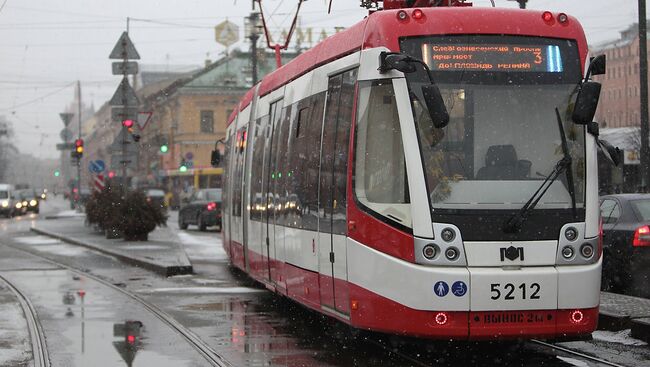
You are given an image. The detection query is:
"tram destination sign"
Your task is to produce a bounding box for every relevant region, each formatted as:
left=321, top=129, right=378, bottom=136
left=422, top=44, right=564, bottom=73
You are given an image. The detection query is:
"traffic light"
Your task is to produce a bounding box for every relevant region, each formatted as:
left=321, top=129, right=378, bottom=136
left=72, top=139, right=84, bottom=159
left=122, top=119, right=134, bottom=128
left=179, top=164, right=188, bottom=173
left=160, top=144, right=169, bottom=154
left=54, top=170, right=60, bottom=177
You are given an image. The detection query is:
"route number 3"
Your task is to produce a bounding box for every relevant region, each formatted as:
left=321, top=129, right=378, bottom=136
left=490, top=283, right=541, bottom=300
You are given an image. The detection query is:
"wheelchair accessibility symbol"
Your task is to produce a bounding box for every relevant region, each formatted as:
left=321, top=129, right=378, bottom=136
left=452, top=281, right=467, bottom=297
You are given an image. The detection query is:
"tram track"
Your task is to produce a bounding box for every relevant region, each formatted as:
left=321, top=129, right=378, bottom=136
left=5, top=241, right=633, bottom=367
left=531, top=339, right=629, bottom=367
left=0, top=274, right=50, bottom=367
left=5, top=243, right=231, bottom=367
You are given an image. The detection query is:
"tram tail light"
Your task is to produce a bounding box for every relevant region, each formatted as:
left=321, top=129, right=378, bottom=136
left=570, top=310, right=584, bottom=324
left=206, top=202, right=217, bottom=211
left=633, top=225, right=650, bottom=247
left=412, top=9, right=424, bottom=20
left=435, top=312, right=449, bottom=325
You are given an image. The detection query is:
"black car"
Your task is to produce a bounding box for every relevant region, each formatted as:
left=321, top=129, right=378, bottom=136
left=600, top=194, right=650, bottom=297
left=16, top=189, right=39, bottom=214
left=178, top=188, right=222, bottom=231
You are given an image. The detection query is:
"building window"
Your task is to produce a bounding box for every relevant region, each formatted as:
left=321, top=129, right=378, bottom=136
left=200, top=110, right=214, bottom=133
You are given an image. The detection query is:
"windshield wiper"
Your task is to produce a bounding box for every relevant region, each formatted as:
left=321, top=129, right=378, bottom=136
left=503, top=108, right=576, bottom=233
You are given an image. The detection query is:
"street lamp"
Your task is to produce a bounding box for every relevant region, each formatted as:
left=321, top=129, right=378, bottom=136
left=245, top=12, right=262, bottom=85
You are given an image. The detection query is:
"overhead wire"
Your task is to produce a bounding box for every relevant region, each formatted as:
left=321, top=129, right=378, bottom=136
left=0, top=82, right=75, bottom=112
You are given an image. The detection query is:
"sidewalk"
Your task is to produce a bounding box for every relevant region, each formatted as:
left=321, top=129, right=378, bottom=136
left=600, top=291, right=650, bottom=343
left=31, top=216, right=193, bottom=277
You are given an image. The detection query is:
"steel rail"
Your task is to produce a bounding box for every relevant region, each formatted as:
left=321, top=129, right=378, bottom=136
left=531, top=339, right=629, bottom=367
left=0, top=274, right=50, bottom=367
left=6, top=244, right=231, bottom=367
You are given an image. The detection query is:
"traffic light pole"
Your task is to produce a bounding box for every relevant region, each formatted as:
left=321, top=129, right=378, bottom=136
left=77, top=80, right=82, bottom=209
left=640, top=0, right=650, bottom=190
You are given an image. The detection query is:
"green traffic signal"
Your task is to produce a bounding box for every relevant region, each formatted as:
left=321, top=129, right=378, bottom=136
left=160, top=144, right=169, bottom=153
left=179, top=165, right=188, bottom=173
left=54, top=170, right=61, bottom=177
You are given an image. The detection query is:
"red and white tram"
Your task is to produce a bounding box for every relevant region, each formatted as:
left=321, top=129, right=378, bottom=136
left=221, top=0, right=606, bottom=339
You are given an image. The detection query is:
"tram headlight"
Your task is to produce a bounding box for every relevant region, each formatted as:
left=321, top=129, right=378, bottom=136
left=15, top=202, right=22, bottom=209
left=445, top=247, right=460, bottom=261
left=422, top=244, right=438, bottom=260
left=1, top=201, right=7, bottom=208
left=564, top=227, right=578, bottom=241
left=29, top=200, right=37, bottom=207
left=561, top=245, right=575, bottom=259
left=580, top=243, right=594, bottom=259
left=441, top=228, right=456, bottom=242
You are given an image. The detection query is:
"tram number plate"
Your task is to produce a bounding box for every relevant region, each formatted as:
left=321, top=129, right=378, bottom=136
left=490, top=282, right=541, bottom=301
left=478, top=311, right=552, bottom=325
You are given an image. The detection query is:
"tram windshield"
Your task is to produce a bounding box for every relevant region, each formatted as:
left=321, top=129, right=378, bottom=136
left=401, top=35, right=586, bottom=211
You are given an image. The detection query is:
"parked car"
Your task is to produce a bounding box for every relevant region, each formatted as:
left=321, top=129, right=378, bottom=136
left=143, top=188, right=167, bottom=210
left=600, top=194, right=650, bottom=298
left=178, top=188, right=222, bottom=231
left=0, top=184, right=18, bottom=218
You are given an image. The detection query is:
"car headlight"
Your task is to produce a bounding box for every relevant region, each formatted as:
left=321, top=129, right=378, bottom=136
left=15, top=203, right=22, bottom=209
left=29, top=200, right=37, bottom=207
left=22, top=201, right=27, bottom=206
left=41, top=194, right=46, bottom=199
left=1, top=201, right=7, bottom=208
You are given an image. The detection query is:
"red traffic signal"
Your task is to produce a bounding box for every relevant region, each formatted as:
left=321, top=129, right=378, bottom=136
left=122, top=119, right=134, bottom=128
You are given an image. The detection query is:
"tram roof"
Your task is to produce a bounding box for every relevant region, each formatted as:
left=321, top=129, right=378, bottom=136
left=231, top=7, right=587, bottom=124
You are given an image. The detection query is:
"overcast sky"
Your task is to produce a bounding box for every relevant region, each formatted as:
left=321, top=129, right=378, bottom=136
left=0, top=0, right=643, bottom=159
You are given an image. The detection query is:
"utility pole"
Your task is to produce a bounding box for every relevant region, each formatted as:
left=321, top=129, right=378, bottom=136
left=77, top=80, right=82, bottom=206
left=640, top=0, right=650, bottom=190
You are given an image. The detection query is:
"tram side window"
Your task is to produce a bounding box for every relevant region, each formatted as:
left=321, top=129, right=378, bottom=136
left=355, top=80, right=411, bottom=228
left=286, top=100, right=311, bottom=229
left=301, top=92, right=326, bottom=232
left=274, top=105, right=294, bottom=227
left=232, top=128, right=246, bottom=218
left=249, top=117, right=268, bottom=221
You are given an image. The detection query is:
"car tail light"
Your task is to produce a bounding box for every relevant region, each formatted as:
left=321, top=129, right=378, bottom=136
left=633, top=225, right=650, bottom=247
left=206, top=202, right=217, bottom=211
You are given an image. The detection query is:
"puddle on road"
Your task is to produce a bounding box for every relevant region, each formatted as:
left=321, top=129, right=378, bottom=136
left=137, top=286, right=265, bottom=295
left=1, top=270, right=211, bottom=367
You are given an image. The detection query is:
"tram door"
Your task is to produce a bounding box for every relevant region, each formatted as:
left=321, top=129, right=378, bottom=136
left=318, top=69, right=357, bottom=314
left=265, top=99, right=284, bottom=282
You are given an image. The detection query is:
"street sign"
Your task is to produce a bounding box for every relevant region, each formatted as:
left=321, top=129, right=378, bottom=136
left=59, top=128, right=73, bottom=141
left=59, top=113, right=74, bottom=127
left=110, top=154, right=137, bottom=170
left=56, top=143, right=75, bottom=150
left=136, top=112, right=153, bottom=130
left=111, top=107, right=139, bottom=122
left=109, top=128, right=138, bottom=153
left=89, top=160, right=106, bottom=173
left=215, top=20, right=239, bottom=47
left=112, top=61, right=138, bottom=75
left=93, top=174, right=105, bottom=193
left=109, top=31, right=141, bottom=60
left=109, top=77, right=140, bottom=107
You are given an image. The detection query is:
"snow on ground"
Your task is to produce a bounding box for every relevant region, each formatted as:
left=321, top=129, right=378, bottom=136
left=53, top=210, right=84, bottom=217
left=556, top=357, right=589, bottom=367
left=592, top=329, right=648, bottom=346
left=136, top=286, right=264, bottom=294
left=0, top=285, right=31, bottom=367
left=176, top=232, right=228, bottom=261
left=14, top=235, right=60, bottom=245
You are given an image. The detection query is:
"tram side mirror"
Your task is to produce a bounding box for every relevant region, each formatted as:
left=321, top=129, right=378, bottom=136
left=422, top=85, right=450, bottom=128
left=597, top=139, right=621, bottom=167
left=211, top=149, right=221, bottom=167
left=587, top=54, right=607, bottom=79
left=378, top=52, right=417, bottom=74
left=572, top=81, right=601, bottom=125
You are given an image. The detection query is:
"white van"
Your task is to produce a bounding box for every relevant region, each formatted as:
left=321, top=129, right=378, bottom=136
left=0, top=184, right=16, bottom=217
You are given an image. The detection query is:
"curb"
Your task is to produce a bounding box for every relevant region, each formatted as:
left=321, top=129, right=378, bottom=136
left=30, top=227, right=193, bottom=277
left=598, top=310, right=632, bottom=331
left=631, top=318, right=650, bottom=344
